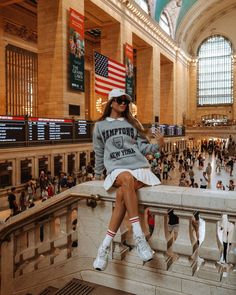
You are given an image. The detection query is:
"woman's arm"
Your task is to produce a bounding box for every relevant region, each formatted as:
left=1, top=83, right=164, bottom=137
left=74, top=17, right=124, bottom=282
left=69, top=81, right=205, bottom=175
left=93, top=124, right=105, bottom=178
left=136, top=128, right=164, bottom=155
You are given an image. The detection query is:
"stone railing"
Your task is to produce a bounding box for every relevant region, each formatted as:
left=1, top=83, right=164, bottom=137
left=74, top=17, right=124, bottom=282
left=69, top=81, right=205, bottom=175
left=0, top=182, right=235, bottom=295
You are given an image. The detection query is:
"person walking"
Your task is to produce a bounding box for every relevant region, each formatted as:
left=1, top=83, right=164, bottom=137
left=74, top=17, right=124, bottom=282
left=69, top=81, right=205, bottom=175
left=219, top=214, right=234, bottom=264
left=92, top=88, right=164, bottom=271
left=205, top=162, right=212, bottom=187
left=200, top=171, right=209, bottom=189
left=7, top=187, right=18, bottom=216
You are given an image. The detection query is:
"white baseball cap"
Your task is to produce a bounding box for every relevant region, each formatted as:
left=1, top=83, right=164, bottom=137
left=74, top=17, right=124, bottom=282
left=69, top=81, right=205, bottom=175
left=108, top=88, right=132, bottom=101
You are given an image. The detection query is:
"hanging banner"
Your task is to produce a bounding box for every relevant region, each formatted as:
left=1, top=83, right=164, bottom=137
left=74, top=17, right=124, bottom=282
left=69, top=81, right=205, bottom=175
left=69, top=8, right=84, bottom=91
left=124, top=43, right=134, bottom=100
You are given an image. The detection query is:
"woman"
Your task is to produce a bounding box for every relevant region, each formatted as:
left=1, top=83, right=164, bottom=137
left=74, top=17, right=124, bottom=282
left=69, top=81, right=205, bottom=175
left=93, top=88, right=164, bottom=271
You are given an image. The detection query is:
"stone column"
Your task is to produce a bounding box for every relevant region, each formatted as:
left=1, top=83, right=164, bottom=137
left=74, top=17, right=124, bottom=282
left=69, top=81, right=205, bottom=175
left=38, top=0, right=85, bottom=118
left=47, top=155, right=52, bottom=177
left=0, top=14, right=5, bottom=114
left=11, top=159, right=16, bottom=186
left=148, top=210, right=172, bottom=270
left=171, top=211, right=198, bottom=276
left=16, top=158, right=21, bottom=185
left=34, top=156, right=39, bottom=179
left=197, top=214, right=223, bottom=281
left=188, top=60, right=197, bottom=123
left=101, top=23, right=121, bottom=62
left=136, top=46, right=153, bottom=123
left=74, top=152, right=78, bottom=172
left=51, top=155, right=55, bottom=177
left=63, top=153, right=67, bottom=174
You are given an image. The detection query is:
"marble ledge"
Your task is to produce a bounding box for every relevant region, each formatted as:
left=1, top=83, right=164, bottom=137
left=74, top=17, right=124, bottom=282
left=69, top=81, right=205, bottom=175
left=76, top=181, right=236, bottom=213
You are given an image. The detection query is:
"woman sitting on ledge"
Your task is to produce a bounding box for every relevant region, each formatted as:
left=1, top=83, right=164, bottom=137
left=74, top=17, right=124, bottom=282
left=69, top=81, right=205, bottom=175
left=93, top=88, right=164, bottom=271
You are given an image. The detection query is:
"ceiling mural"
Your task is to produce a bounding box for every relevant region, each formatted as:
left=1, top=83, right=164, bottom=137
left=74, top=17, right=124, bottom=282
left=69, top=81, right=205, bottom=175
left=134, top=0, right=198, bottom=38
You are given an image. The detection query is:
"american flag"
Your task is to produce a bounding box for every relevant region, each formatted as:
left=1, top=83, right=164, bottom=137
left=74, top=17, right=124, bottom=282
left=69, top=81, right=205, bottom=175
left=94, top=51, right=126, bottom=96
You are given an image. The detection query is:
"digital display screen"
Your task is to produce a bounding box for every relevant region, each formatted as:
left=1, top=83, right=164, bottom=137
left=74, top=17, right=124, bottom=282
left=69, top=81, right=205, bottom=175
left=28, top=118, right=73, bottom=143
left=151, top=123, right=184, bottom=137
left=75, top=120, right=91, bottom=139
left=166, top=125, right=175, bottom=136
left=0, top=116, right=25, bottom=145
left=175, top=125, right=185, bottom=136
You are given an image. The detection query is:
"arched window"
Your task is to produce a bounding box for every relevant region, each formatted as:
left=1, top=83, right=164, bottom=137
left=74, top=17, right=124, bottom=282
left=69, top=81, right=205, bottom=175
left=197, top=35, right=233, bottom=106
left=159, top=11, right=171, bottom=36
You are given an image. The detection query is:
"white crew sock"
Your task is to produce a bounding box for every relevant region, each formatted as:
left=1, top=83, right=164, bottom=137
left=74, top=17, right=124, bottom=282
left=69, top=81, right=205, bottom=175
left=129, top=216, right=143, bottom=237
left=101, top=229, right=116, bottom=248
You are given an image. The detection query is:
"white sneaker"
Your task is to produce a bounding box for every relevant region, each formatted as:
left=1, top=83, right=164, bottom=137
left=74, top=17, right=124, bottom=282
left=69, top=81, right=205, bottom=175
left=135, top=234, right=154, bottom=262
left=93, top=244, right=110, bottom=271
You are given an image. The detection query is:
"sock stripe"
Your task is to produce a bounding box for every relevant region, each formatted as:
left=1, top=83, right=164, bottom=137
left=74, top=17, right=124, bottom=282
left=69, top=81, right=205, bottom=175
left=129, top=216, right=140, bottom=223
left=107, top=230, right=116, bottom=237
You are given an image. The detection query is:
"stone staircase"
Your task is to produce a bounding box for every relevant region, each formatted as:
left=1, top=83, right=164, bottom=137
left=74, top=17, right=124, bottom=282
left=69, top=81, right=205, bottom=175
left=37, top=278, right=134, bottom=295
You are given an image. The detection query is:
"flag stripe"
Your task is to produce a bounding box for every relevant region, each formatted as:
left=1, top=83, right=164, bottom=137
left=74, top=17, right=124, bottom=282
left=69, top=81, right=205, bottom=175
left=95, top=89, right=110, bottom=96
left=108, top=63, right=126, bottom=74
left=95, top=75, right=125, bottom=88
left=94, top=51, right=126, bottom=96
left=109, top=69, right=125, bottom=79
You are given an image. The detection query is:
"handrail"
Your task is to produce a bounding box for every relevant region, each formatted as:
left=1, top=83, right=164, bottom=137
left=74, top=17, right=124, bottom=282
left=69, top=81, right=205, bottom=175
left=0, top=189, right=101, bottom=243
left=0, top=181, right=235, bottom=295
left=1, top=182, right=235, bottom=243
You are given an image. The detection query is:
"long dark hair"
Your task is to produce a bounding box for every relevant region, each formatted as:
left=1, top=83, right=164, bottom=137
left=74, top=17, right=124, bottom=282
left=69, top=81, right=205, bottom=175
left=97, top=98, right=150, bottom=140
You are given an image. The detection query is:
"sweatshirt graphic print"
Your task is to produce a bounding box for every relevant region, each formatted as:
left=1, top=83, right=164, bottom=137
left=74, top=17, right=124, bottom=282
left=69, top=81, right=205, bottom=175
left=93, top=118, right=159, bottom=177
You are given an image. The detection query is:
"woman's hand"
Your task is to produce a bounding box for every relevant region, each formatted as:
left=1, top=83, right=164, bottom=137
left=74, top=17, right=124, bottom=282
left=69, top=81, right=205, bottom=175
left=152, top=128, right=164, bottom=149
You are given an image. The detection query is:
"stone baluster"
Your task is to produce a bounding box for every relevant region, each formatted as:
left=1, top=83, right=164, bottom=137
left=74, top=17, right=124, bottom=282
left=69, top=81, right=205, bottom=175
left=21, top=224, right=36, bottom=274
left=197, top=214, right=223, bottom=281
left=14, top=229, right=28, bottom=277
left=53, top=209, right=69, bottom=264
left=36, top=219, right=52, bottom=270
left=148, top=209, right=172, bottom=270
left=171, top=210, right=198, bottom=276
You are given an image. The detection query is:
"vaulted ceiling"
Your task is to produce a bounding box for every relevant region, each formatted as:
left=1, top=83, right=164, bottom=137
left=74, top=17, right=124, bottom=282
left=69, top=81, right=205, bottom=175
left=175, top=0, right=236, bottom=55
left=145, top=0, right=236, bottom=54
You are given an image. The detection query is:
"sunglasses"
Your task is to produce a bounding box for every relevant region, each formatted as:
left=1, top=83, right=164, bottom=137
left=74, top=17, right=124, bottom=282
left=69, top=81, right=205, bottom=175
left=114, top=96, right=130, bottom=105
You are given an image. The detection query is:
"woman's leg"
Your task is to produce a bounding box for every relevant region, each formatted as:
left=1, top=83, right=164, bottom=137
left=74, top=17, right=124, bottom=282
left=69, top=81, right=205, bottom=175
left=108, top=179, right=144, bottom=232
left=114, top=172, right=154, bottom=261
left=108, top=187, right=126, bottom=232
left=115, top=172, right=139, bottom=218
left=94, top=173, right=152, bottom=270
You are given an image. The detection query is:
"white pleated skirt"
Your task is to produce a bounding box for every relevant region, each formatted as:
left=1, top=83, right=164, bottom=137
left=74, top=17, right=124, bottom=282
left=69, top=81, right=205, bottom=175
left=104, top=168, right=161, bottom=191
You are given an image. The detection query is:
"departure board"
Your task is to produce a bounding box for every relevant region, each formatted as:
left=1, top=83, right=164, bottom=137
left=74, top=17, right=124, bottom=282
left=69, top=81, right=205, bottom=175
left=0, top=116, right=25, bottom=145
left=166, top=125, right=176, bottom=136
left=75, top=120, right=91, bottom=139
left=175, top=125, right=185, bottom=136
left=151, top=123, right=184, bottom=137
left=28, top=118, right=73, bottom=143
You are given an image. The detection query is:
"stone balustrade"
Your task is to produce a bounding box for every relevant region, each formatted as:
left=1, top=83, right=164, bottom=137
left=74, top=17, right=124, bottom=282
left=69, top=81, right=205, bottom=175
left=0, top=181, right=235, bottom=295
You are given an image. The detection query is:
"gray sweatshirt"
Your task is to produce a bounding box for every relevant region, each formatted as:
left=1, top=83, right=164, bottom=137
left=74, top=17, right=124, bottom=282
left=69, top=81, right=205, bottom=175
left=93, top=118, right=160, bottom=177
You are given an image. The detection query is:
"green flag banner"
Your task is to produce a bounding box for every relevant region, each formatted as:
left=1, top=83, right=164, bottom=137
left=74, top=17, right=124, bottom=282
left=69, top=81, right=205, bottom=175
left=125, top=43, right=134, bottom=99
left=69, top=8, right=84, bottom=91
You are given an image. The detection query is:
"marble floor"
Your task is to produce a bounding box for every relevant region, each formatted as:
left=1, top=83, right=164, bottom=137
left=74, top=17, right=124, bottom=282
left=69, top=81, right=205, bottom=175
left=162, top=152, right=235, bottom=190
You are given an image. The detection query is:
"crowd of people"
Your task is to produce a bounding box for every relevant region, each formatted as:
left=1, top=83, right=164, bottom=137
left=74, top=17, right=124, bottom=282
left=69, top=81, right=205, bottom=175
left=6, top=138, right=235, bottom=219
left=144, top=143, right=235, bottom=191
left=6, top=164, right=96, bottom=218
